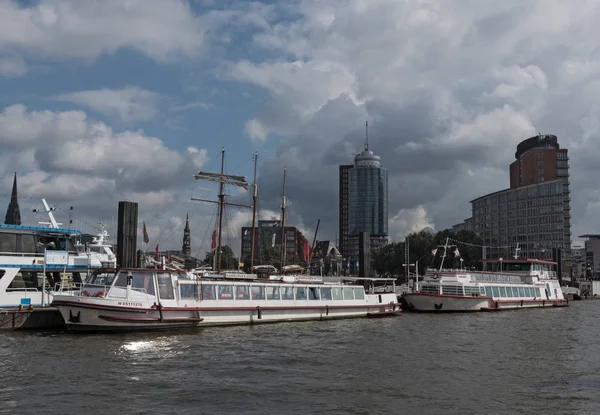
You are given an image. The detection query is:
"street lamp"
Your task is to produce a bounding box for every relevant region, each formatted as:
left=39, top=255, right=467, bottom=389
left=459, top=258, right=464, bottom=270
left=499, top=257, right=503, bottom=272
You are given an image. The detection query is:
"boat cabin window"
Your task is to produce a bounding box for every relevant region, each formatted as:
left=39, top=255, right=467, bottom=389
left=131, top=272, right=155, bottom=295
left=281, top=286, right=294, bottom=300
left=442, top=285, right=463, bottom=295
left=251, top=286, right=265, bottom=300
left=180, top=283, right=198, bottom=298
left=308, top=287, right=319, bottom=300
left=421, top=285, right=439, bottom=294
left=219, top=285, right=233, bottom=300
left=499, top=287, right=507, bottom=297
left=502, top=262, right=531, bottom=272
left=485, top=286, right=492, bottom=296
left=295, top=287, right=307, bottom=300
left=201, top=284, right=216, bottom=300
left=7, top=271, right=38, bottom=291
left=266, top=286, right=280, bottom=300
left=332, top=287, right=343, bottom=300
left=354, top=287, right=365, bottom=300
left=232, top=285, right=250, bottom=300
left=320, top=287, right=332, bottom=300
left=89, top=271, right=117, bottom=286
left=343, top=287, right=354, bottom=300
left=19, top=234, right=37, bottom=254
left=157, top=273, right=174, bottom=300
left=36, top=235, right=74, bottom=252
left=0, top=233, right=17, bottom=253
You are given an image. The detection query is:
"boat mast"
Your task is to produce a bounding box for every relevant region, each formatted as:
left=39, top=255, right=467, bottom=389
left=192, top=148, right=250, bottom=273
left=439, top=237, right=449, bottom=271
left=216, top=148, right=226, bottom=273
left=250, top=152, right=258, bottom=271
left=279, top=167, right=287, bottom=272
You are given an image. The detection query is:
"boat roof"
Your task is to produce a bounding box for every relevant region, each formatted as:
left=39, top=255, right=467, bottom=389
left=0, top=224, right=81, bottom=235
left=342, top=277, right=397, bottom=282
left=481, top=258, right=557, bottom=265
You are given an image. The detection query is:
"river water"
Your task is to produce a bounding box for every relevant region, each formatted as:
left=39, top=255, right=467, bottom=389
left=1, top=302, right=599, bottom=415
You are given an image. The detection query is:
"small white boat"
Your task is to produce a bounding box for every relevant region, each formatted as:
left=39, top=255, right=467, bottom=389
left=51, top=269, right=401, bottom=332
left=403, top=257, right=568, bottom=312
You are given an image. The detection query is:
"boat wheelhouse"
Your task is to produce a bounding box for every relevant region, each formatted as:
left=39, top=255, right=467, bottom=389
left=51, top=268, right=401, bottom=332
left=0, top=224, right=90, bottom=329
left=403, top=258, right=567, bottom=312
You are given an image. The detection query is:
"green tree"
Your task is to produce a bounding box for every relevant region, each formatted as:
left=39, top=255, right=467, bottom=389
left=258, top=244, right=282, bottom=269
left=371, top=228, right=484, bottom=277
left=204, top=245, right=237, bottom=270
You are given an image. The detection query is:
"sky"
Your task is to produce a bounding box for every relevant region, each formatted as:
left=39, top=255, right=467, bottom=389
left=1, top=0, right=600, bottom=258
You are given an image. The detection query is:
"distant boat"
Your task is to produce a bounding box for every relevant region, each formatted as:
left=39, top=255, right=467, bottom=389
left=403, top=239, right=568, bottom=312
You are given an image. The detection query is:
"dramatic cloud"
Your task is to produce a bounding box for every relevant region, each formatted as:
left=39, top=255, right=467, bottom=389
left=3, top=0, right=600, bottom=260
left=0, top=103, right=214, bottom=255
left=54, top=87, right=160, bottom=122
left=0, top=0, right=206, bottom=63
left=227, top=0, right=600, bottom=245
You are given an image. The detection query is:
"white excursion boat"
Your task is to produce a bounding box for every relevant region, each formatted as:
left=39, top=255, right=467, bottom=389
left=0, top=223, right=89, bottom=329
left=72, top=225, right=117, bottom=268
left=51, top=269, right=400, bottom=332
left=403, top=257, right=568, bottom=312
left=0, top=199, right=115, bottom=329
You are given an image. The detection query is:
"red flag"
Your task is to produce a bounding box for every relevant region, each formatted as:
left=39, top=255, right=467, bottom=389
left=211, top=229, right=217, bottom=249
left=303, top=240, right=309, bottom=261
left=155, top=244, right=159, bottom=260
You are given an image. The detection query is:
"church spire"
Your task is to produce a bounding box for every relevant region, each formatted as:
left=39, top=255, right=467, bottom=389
left=182, top=214, right=191, bottom=257
left=4, top=172, right=21, bottom=225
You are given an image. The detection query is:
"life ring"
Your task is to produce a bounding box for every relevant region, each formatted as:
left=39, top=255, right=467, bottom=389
left=94, top=291, right=105, bottom=298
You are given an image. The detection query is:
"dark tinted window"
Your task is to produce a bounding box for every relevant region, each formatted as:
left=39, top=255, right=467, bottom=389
left=19, top=234, right=37, bottom=253
left=157, top=273, right=174, bottom=299
left=0, top=233, right=17, bottom=253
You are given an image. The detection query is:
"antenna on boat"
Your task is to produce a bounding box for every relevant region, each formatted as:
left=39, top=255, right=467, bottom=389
left=192, top=148, right=251, bottom=273
left=364, top=120, right=369, bottom=151
left=33, top=199, right=61, bottom=228
left=280, top=167, right=287, bottom=272
left=250, top=152, right=258, bottom=272
left=438, top=237, right=457, bottom=271
left=514, top=243, right=521, bottom=259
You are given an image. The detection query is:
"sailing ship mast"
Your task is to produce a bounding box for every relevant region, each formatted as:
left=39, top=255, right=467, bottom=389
left=192, top=148, right=250, bottom=273
left=279, top=167, right=287, bottom=272
left=250, top=152, right=258, bottom=271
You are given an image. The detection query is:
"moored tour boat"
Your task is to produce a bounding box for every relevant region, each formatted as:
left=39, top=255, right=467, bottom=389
left=403, top=258, right=568, bottom=312
left=51, top=269, right=401, bottom=332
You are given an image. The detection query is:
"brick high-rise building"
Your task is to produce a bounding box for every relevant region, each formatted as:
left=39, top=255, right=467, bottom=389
left=459, top=133, right=572, bottom=277
left=241, top=220, right=308, bottom=266
left=509, top=134, right=569, bottom=188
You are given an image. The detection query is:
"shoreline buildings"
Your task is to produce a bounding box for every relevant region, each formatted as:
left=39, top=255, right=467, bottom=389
left=241, top=220, right=309, bottom=266
left=338, top=122, right=389, bottom=275
left=455, top=134, right=572, bottom=277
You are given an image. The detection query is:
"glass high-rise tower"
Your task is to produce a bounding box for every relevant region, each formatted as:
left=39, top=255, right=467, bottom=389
left=338, top=123, right=388, bottom=272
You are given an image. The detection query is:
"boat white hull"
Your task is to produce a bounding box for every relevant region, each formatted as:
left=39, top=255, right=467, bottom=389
left=403, top=293, right=567, bottom=312
left=52, top=296, right=400, bottom=332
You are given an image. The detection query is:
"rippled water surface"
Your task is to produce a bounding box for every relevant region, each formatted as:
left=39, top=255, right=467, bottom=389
left=1, top=302, right=600, bottom=414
